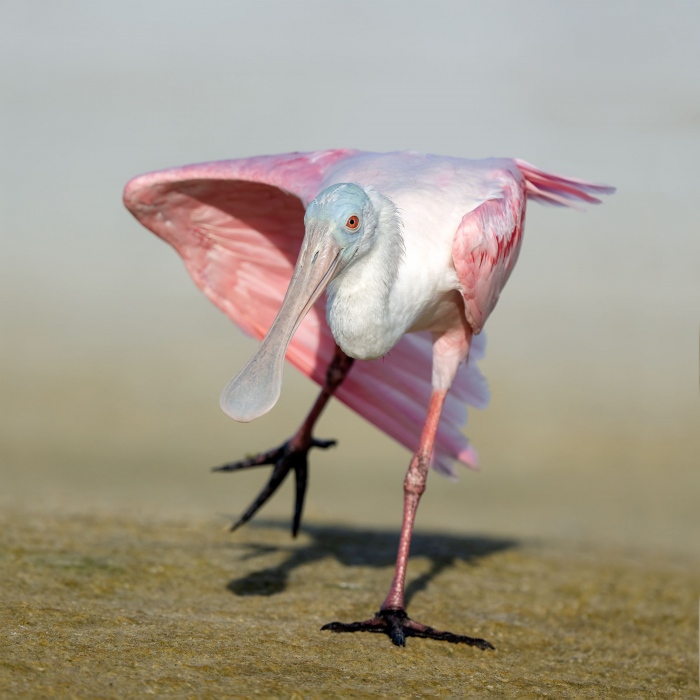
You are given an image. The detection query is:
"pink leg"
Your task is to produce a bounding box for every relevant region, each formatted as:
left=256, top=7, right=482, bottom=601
left=214, top=345, right=354, bottom=537
left=382, top=389, right=448, bottom=611
left=322, top=387, right=493, bottom=647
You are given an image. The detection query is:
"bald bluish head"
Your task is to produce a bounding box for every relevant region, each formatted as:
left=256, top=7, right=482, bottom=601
left=303, top=183, right=374, bottom=267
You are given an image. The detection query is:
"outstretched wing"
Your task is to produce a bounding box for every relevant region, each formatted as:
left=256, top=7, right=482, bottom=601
left=124, top=150, right=488, bottom=475
left=453, top=161, right=615, bottom=333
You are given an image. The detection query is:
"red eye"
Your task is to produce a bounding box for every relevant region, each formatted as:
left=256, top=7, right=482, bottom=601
left=346, top=215, right=360, bottom=230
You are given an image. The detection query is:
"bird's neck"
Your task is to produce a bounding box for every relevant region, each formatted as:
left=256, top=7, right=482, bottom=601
left=326, top=191, right=406, bottom=360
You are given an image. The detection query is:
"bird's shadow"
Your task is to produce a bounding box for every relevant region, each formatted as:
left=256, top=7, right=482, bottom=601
left=225, top=520, right=515, bottom=607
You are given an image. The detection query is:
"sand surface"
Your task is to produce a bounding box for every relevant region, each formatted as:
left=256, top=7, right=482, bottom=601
left=2, top=511, right=697, bottom=699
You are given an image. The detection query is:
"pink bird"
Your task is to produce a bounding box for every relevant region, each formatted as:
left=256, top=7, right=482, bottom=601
left=124, top=150, right=613, bottom=647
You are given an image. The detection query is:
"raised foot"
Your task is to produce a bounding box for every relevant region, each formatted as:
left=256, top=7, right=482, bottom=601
left=213, top=438, right=336, bottom=537
left=321, top=608, right=494, bottom=649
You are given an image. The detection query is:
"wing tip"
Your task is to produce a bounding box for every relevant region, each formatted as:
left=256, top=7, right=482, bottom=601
left=515, top=159, right=615, bottom=208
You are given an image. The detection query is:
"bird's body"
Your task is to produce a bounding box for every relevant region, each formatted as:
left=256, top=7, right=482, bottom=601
left=124, top=150, right=613, bottom=647
left=326, top=156, right=481, bottom=357
left=307, top=153, right=519, bottom=350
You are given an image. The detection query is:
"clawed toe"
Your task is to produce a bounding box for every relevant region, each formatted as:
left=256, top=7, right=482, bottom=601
left=213, top=438, right=336, bottom=536
left=322, top=608, right=494, bottom=649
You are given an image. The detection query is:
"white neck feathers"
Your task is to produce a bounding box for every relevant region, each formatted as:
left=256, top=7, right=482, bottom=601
left=326, top=189, right=405, bottom=360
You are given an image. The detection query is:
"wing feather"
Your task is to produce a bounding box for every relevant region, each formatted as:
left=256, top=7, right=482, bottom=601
left=453, top=169, right=527, bottom=333
left=515, top=159, right=616, bottom=207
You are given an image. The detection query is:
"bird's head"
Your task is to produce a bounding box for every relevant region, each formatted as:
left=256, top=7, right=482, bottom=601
left=219, top=183, right=376, bottom=422
left=303, top=183, right=377, bottom=270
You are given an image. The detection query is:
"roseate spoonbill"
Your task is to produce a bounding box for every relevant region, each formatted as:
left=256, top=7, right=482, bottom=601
left=124, top=150, right=613, bottom=647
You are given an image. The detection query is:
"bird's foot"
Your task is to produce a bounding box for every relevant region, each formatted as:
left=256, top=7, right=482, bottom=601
left=213, top=437, right=336, bottom=537
left=322, top=608, right=494, bottom=649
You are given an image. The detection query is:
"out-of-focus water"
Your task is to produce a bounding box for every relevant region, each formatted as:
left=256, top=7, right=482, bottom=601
left=1, top=2, right=698, bottom=555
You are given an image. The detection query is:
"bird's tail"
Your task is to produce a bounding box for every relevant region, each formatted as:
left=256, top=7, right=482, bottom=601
left=516, top=159, right=615, bottom=208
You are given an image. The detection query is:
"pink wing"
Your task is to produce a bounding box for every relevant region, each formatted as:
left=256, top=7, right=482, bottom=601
left=453, top=161, right=615, bottom=333
left=124, top=150, right=488, bottom=476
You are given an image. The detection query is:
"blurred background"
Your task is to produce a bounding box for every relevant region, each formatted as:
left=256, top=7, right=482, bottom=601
left=1, top=1, right=697, bottom=557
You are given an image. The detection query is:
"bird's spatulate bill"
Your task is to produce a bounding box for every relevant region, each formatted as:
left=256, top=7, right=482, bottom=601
left=219, top=308, right=293, bottom=423
left=220, top=237, right=342, bottom=422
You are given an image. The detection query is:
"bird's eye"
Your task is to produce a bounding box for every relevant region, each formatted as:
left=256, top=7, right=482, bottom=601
left=346, top=215, right=360, bottom=231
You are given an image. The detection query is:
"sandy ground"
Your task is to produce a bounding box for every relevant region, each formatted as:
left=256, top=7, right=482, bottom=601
left=2, top=511, right=698, bottom=699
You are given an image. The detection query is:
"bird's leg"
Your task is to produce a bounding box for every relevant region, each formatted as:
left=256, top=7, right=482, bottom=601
left=214, top=345, right=354, bottom=537
left=381, top=389, right=447, bottom=612
left=323, top=324, right=493, bottom=648
left=323, top=390, right=491, bottom=647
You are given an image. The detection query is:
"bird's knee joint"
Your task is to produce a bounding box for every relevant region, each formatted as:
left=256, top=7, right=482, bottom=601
left=403, top=459, right=428, bottom=496
left=404, top=479, right=425, bottom=497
